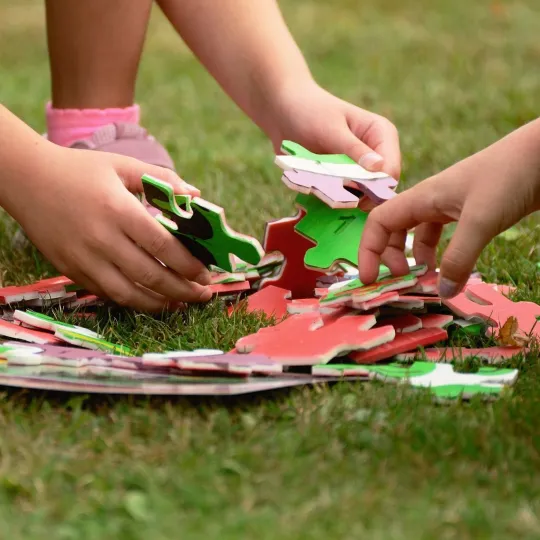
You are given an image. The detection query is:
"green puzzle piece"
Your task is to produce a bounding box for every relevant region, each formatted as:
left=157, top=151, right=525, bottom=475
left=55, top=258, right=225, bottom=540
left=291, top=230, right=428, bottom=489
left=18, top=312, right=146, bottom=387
left=142, top=175, right=263, bottom=272
left=294, top=193, right=369, bottom=270
left=362, top=362, right=516, bottom=400
left=281, top=141, right=356, bottom=165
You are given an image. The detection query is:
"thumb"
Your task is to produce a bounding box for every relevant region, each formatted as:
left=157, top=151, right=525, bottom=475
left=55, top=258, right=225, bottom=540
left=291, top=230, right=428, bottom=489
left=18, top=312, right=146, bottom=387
left=438, top=209, right=493, bottom=298
left=331, top=129, right=385, bottom=172
left=113, top=155, right=201, bottom=197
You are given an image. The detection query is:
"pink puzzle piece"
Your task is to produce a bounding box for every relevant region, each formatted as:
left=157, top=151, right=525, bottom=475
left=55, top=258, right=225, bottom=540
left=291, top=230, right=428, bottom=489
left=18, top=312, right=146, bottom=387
left=444, top=283, right=540, bottom=337
left=345, top=176, right=398, bottom=205
left=0, top=320, right=64, bottom=345
left=282, top=170, right=360, bottom=209
left=235, top=312, right=395, bottom=365
left=260, top=211, right=324, bottom=299
left=396, top=346, right=524, bottom=364
left=349, top=327, right=448, bottom=364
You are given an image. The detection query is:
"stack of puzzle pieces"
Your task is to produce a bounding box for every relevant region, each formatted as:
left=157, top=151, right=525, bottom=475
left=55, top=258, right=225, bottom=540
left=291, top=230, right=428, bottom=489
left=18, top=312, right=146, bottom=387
left=0, top=141, right=536, bottom=400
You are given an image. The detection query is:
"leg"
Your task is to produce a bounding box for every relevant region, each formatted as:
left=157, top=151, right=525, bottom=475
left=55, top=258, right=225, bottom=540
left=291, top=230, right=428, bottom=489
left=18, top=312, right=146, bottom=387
left=46, top=0, right=153, bottom=108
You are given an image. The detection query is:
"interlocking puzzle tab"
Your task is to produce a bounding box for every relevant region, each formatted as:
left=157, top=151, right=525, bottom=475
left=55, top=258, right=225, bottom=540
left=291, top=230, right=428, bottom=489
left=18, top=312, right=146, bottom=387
left=294, top=193, right=369, bottom=271
left=142, top=175, right=263, bottom=272
left=260, top=210, right=324, bottom=298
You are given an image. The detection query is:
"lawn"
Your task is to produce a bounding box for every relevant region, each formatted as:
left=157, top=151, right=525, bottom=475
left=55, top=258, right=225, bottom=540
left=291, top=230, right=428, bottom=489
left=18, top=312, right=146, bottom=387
left=1, top=0, right=540, bottom=538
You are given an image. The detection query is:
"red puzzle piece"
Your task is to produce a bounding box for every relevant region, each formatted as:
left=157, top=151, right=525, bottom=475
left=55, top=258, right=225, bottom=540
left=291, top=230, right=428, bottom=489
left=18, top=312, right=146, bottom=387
left=209, top=281, right=250, bottom=295
left=353, top=291, right=400, bottom=311
left=0, top=276, right=74, bottom=304
left=444, top=283, right=540, bottom=337
left=349, top=327, right=448, bottom=364
left=408, top=271, right=438, bottom=294
left=418, top=314, right=454, bottom=329
left=235, top=312, right=395, bottom=365
left=0, top=320, right=64, bottom=345
left=243, top=286, right=291, bottom=319
left=260, top=211, right=324, bottom=299
left=377, top=314, right=422, bottom=333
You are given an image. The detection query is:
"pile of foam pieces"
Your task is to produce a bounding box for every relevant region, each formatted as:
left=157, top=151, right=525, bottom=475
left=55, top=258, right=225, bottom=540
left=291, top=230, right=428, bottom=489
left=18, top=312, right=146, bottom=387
left=0, top=141, right=537, bottom=401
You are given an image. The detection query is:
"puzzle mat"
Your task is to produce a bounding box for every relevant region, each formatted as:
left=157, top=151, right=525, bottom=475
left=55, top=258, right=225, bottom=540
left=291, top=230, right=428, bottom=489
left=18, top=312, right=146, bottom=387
left=0, top=363, right=349, bottom=396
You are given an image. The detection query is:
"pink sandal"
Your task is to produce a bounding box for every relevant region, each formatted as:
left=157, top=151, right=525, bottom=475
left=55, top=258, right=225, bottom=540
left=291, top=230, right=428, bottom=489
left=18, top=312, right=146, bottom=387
left=70, top=122, right=175, bottom=170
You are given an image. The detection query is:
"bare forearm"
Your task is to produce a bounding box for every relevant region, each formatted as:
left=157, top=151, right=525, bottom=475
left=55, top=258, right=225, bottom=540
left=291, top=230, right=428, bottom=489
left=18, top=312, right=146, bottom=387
left=156, top=0, right=312, bottom=129
left=0, top=106, right=55, bottom=211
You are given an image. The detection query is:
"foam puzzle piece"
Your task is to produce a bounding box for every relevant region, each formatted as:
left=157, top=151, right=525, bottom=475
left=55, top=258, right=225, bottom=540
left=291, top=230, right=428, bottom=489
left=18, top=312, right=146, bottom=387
left=0, top=320, right=64, bottom=345
left=348, top=176, right=398, bottom=205
left=0, top=276, right=73, bottom=305
left=350, top=327, right=448, bottom=364
left=418, top=314, right=454, bottom=329
left=294, top=194, right=369, bottom=270
left=408, top=271, right=439, bottom=294
left=260, top=210, right=324, bottom=298
left=13, top=310, right=100, bottom=338
left=387, top=296, right=425, bottom=310
left=141, top=174, right=193, bottom=219
left=244, top=286, right=291, bottom=319
left=208, top=281, right=250, bottom=295
left=320, top=274, right=418, bottom=307
left=210, top=272, right=247, bottom=284
left=310, top=364, right=370, bottom=377
left=377, top=314, right=423, bottom=333
left=352, top=291, right=400, bottom=311
left=282, top=170, right=360, bottom=209
left=235, top=312, right=395, bottom=365
left=275, top=154, right=391, bottom=181
left=287, top=298, right=333, bottom=314
left=395, top=346, right=524, bottom=364
left=143, top=175, right=263, bottom=273
left=444, top=283, right=540, bottom=338
left=54, top=327, right=133, bottom=356
left=362, top=361, right=518, bottom=400
left=281, top=140, right=356, bottom=164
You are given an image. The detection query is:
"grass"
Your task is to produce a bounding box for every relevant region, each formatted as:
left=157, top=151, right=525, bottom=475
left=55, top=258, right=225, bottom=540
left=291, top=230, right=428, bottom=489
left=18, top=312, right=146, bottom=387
left=1, top=0, right=540, bottom=537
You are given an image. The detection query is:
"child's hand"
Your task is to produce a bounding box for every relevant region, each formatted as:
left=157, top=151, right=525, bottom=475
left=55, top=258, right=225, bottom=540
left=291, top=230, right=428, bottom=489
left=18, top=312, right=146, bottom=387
left=5, top=146, right=212, bottom=312
left=269, top=81, right=401, bottom=179
left=358, top=119, right=540, bottom=298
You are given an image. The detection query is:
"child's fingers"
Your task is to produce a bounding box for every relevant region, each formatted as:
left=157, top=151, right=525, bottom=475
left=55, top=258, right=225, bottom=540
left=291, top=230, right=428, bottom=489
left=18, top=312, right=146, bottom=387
left=120, top=201, right=211, bottom=285
left=355, top=115, right=401, bottom=180
left=115, top=234, right=212, bottom=304
left=412, top=222, right=443, bottom=270
left=379, top=230, right=410, bottom=276
left=438, top=208, right=494, bottom=298
left=114, top=155, right=201, bottom=196
left=87, top=260, right=175, bottom=312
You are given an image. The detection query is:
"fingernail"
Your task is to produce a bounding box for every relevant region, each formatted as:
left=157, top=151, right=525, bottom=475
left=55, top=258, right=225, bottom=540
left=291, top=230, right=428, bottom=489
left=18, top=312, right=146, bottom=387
left=358, top=152, right=384, bottom=171
left=200, top=287, right=213, bottom=302
left=181, top=182, right=200, bottom=194
left=438, top=277, right=459, bottom=298
left=194, top=270, right=211, bottom=286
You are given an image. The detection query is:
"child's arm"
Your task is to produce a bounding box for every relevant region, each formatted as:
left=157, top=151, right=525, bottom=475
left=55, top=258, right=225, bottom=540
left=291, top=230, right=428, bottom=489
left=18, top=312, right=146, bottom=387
left=156, top=0, right=400, bottom=178
left=0, top=104, right=211, bottom=311
left=358, top=118, right=540, bottom=297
